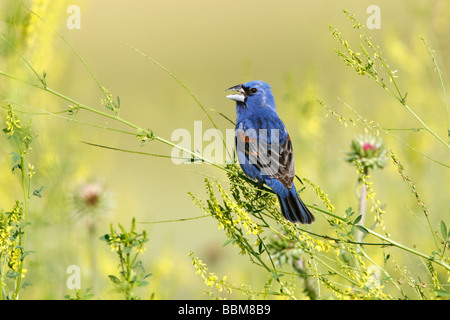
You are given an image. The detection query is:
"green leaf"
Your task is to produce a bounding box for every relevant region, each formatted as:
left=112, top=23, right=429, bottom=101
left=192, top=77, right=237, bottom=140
left=99, top=234, right=109, bottom=241
left=21, top=250, right=35, bottom=261
left=33, top=186, right=45, bottom=198
left=345, top=207, right=354, bottom=217
left=123, top=246, right=131, bottom=255
left=353, top=215, right=362, bottom=224
left=8, top=152, right=20, bottom=162
left=6, top=270, right=19, bottom=279
left=141, top=273, right=152, bottom=280
left=435, top=289, right=450, bottom=298
left=11, top=163, right=22, bottom=173
left=118, top=223, right=127, bottom=234
left=137, top=281, right=149, bottom=287
left=355, top=225, right=369, bottom=234
left=17, top=221, right=31, bottom=229
left=272, top=272, right=284, bottom=280
left=21, top=281, right=32, bottom=290
left=258, top=241, right=265, bottom=254
left=440, top=221, right=448, bottom=240
left=108, top=275, right=121, bottom=285
left=222, top=238, right=234, bottom=247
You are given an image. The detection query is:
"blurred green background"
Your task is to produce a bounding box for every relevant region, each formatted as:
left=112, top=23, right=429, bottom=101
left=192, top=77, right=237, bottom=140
left=0, top=0, right=449, bottom=299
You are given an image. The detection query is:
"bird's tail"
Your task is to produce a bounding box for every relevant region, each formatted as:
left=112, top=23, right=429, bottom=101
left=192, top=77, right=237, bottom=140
left=277, top=187, right=315, bottom=224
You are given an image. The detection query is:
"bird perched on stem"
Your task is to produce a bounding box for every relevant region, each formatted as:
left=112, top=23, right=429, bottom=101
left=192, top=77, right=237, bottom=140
left=226, top=80, right=314, bottom=224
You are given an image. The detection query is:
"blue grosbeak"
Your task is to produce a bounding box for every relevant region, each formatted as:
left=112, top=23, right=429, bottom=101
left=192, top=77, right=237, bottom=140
left=226, top=80, right=315, bottom=224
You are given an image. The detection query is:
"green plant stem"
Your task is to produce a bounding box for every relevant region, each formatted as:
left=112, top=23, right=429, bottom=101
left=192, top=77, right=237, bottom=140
left=14, top=152, right=29, bottom=300
left=0, top=34, right=43, bottom=85
left=357, top=20, right=449, bottom=148
left=121, top=42, right=234, bottom=161
left=0, top=259, right=5, bottom=299
left=80, top=141, right=185, bottom=160
left=5, top=70, right=448, bottom=272
left=0, top=69, right=272, bottom=195
left=331, top=15, right=449, bottom=149
left=338, top=98, right=443, bottom=253
left=23, top=5, right=110, bottom=102
left=0, top=70, right=230, bottom=171
left=231, top=224, right=296, bottom=299
left=356, top=178, right=367, bottom=244
left=310, top=205, right=450, bottom=271
left=24, top=79, right=227, bottom=168
left=421, top=37, right=450, bottom=143
left=1, top=102, right=137, bottom=137
left=268, top=225, right=361, bottom=287
left=88, top=223, right=99, bottom=296
left=370, top=76, right=449, bottom=148
left=333, top=96, right=450, bottom=168
left=3, top=42, right=450, bottom=288
left=365, top=228, right=449, bottom=270
left=139, top=215, right=210, bottom=224
left=125, top=251, right=131, bottom=300
left=356, top=240, right=406, bottom=297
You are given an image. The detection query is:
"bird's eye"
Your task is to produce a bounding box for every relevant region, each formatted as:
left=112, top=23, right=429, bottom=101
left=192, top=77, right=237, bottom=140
left=250, top=88, right=258, bottom=94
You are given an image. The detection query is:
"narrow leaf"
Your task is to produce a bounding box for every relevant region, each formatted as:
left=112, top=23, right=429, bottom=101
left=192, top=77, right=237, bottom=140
left=108, top=275, right=121, bottom=285
left=354, top=215, right=362, bottom=224
left=435, top=289, right=450, bottom=297
left=440, top=221, right=448, bottom=240
left=355, top=225, right=369, bottom=234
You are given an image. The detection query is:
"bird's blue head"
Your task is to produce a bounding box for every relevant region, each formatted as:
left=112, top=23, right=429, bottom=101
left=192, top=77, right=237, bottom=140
left=226, top=80, right=276, bottom=114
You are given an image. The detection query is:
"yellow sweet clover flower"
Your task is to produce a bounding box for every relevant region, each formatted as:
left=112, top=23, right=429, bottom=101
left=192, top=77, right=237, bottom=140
left=206, top=274, right=218, bottom=287
left=189, top=252, right=233, bottom=296
left=3, top=104, right=22, bottom=136
left=8, top=247, right=22, bottom=272
left=193, top=179, right=262, bottom=255
left=100, top=86, right=120, bottom=115
left=354, top=161, right=386, bottom=224
left=21, top=268, right=28, bottom=278
left=218, top=185, right=261, bottom=236
left=0, top=202, right=24, bottom=275
left=100, top=86, right=114, bottom=106
left=303, top=178, right=335, bottom=213
left=108, top=232, right=122, bottom=252
left=314, top=240, right=331, bottom=253
left=0, top=223, right=13, bottom=255
left=9, top=201, right=24, bottom=223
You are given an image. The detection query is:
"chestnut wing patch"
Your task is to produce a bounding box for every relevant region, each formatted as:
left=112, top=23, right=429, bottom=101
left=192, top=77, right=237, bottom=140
left=236, top=127, right=295, bottom=189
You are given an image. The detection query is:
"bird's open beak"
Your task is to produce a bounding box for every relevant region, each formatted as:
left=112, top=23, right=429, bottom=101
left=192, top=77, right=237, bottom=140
left=226, top=84, right=246, bottom=103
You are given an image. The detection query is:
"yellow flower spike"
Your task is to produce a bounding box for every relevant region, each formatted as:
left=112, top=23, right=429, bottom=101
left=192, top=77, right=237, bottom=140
left=3, top=104, right=22, bottom=136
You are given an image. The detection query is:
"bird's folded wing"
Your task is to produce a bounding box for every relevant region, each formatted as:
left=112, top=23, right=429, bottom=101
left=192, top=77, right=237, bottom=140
left=236, top=126, right=295, bottom=189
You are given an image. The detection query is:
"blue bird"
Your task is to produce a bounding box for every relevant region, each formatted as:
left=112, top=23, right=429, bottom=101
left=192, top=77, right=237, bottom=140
left=226, top=80, right=315, bottom=224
